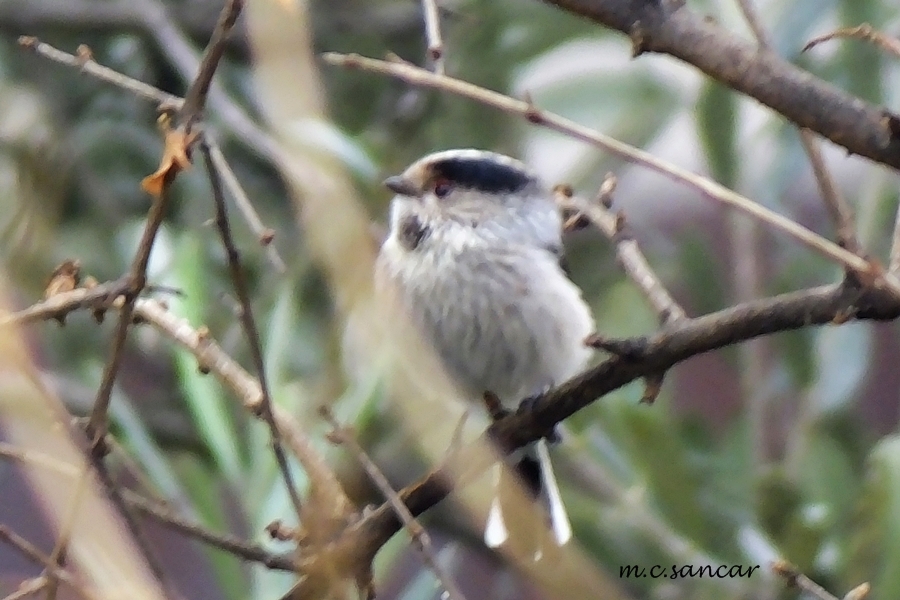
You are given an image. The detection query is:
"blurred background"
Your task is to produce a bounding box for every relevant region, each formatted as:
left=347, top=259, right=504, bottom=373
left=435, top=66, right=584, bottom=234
left=2, top=0, right=900, bottom=598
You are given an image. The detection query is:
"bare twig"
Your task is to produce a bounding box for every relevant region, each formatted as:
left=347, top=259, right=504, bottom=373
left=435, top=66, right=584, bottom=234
left=803, top=23, right=900, bottom=58
left=891, top=213, right=900, bottom=273
left=555, top=177, right=686, bottom=325
left=736, top=0, right=861, bottom=255
left=88, top=454, right=175, bottom=597
left=178, top=0, right=243, bottom=131
left=322, top=53, right=889, bottom=289
left=797, top=131, right=859, bottom=253
left=322, top=408, right=468, bottom=600
left=198, top=138, right=305, bottom=519
left=0, top=443, right=79, bottom=476
left=17, top=36, right=179, bottom=108
left=420, top=0, right=444, bottom=74
left=131, top=0, right=281, bottom=162
left=44, top=466, right=91, bottom=600
left=557, top=176, right=686, bottom=404
left=0, top=441, right=295, bottom=572
left=87, top=0, right=243, bottom=449
left=0, top=526, right=97, bottom=600
left=129, top=297, right=350, bottom=517
left=734, top=0, right=772, bottom=47
left=85, top=186, right=172, bottom=450
left=772, top=560, right=841, bottom=600
left=16, top=37, right=285, bottom=272
left=121, top=490, right=297, bottom=571
left=206, top=138, right=286, bottom=272
left=0, top=278, right=129, bottom=327
left=3, top=575, right=48, bottom=600
left=541, top=0, right=900, bottom=170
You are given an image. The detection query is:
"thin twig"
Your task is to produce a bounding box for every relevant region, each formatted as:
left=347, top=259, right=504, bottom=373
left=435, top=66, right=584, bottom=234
left=0, top=443, right=79, bottom=476
left=797, top=131, right=859, bottom=253
left=772, top=560, right=841, bottom=600
left=556, top=177, right=686, bottom=325
left=0, top=441, right=295, bottom=571
left=85, top=186, right=172, bottom=450
left=44, top=466, right=91, bottom=600
left=891, top=212, right=900, bottom=273
left=88, top=454, right=175, bottom=598
left=178, top=0, right=243, bottom=131
left=557, top=176, right=685, bottom=404
left=803, top=23, right=900, bottom=57
left=420, top=0, right=444, bottom=74
left=131, top=0, right=282, bottom=162
left=321, top=408, right=468, bottom=600
left=17, top=36, right=180, bottom=108
left=87, top=0, right=242, bottom=449
left=17, top=36, right=286, bottom=272
left=3, top=576, right=48, bottom=600
left=121, top=490, right=297, bottom=571
left=0, top=526, right=97, bottom=600
left=735, top=0, right=861, bottom=255
left=198, top=138, right=305, bottom=520
left=0, top=278, right=129, bottom=327
left=322, top=53, right=890, bottom=290
left=206, top=138, right=286, bottom=272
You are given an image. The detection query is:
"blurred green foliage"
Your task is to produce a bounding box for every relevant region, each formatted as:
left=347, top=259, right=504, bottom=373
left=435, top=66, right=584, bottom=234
left=2, top=0, right=900, bottom=599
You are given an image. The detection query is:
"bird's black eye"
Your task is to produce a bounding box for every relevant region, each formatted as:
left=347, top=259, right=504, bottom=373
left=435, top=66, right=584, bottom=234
left=433, top=178, right=453, bottom=199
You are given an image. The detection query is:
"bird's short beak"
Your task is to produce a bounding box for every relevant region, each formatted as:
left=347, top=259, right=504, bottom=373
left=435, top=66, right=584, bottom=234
left=383, top=175, right=419, bottom=197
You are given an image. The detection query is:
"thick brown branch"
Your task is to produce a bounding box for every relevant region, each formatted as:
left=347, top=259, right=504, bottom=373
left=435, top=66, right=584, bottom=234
left=316, top=278, right=900, bottom=573
left=539, top=0, right=900, bottom=170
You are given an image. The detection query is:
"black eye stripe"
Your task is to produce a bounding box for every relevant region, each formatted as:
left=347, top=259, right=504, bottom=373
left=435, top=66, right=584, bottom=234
left=431, top=157, right=534, bottom=193
left=398, top=214, right=429, bottom=250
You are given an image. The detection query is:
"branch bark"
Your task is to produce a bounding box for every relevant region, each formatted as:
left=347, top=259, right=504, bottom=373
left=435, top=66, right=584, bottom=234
left=540, top=0, right=900, bottom=170
left=284, top=276, right=900, bottom=596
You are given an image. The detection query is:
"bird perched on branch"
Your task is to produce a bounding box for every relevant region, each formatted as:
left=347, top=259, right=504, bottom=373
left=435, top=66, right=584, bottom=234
left=374, top=148, right=595, bottom=552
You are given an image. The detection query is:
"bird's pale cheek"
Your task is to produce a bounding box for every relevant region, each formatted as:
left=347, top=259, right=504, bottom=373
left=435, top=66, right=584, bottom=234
left=397, top=214, right=430, bottom=251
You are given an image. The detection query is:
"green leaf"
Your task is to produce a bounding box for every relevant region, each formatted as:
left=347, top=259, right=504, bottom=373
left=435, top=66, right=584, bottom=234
left=170, top=233, right=243, bottom=482
left=696, top=81, right=737, bottom=188
left=845, top=436, right=900, bottom=598
left=809, top=323, right=872, bottom=415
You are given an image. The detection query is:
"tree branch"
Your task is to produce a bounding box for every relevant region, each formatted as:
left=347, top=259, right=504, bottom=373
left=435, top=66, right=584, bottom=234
left=322, top=53, right=890, bottom=290
left=539, top=0, right=900, bottom=170
left=300, top=277, right=900, bottom=576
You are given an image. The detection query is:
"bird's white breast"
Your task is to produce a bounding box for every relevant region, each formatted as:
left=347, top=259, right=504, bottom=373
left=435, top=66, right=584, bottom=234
left=377, top=219, right=594, bottom=406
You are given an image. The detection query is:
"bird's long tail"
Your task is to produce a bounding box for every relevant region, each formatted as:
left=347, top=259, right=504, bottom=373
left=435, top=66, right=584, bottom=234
left=484, top=439, right=572, bottom=555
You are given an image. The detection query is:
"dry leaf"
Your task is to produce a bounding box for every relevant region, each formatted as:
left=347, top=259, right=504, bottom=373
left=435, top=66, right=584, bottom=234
left=44, top=259, right=81, bottom=299
left=141, top=127, right=196, bottom=196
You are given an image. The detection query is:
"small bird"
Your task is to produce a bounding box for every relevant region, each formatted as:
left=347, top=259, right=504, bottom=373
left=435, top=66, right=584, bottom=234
left=374, top=149, right=595, bottom=551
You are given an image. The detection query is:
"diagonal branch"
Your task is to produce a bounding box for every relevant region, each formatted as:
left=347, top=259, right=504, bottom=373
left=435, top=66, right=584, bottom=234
left=121, top=490, right=297, bottom=571
left=298, top=278, right=900, bottom=574
left=322, top=408, right=467, bottom=600
left=86, top=0, right=243, bottom=451
left=179, top=0, right=243, bottom=131
left=85, top=185, right=173, bottom=450
left=16, top=37, right=286, bottom=271
left=556, top=177, right=686, bottom=325
left=322, top=53, right=891, bottom=291
left=0, top=526, right=97, bottom=600
left=198, top=137, right=305, bottom=520
left=538, top=0, right=900, bottom=170
left=734, top=0, right=861, bottom=255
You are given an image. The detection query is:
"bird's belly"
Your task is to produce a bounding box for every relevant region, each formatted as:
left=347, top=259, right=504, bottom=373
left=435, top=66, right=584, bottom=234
left=408, top=259, right=590, bottom=405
